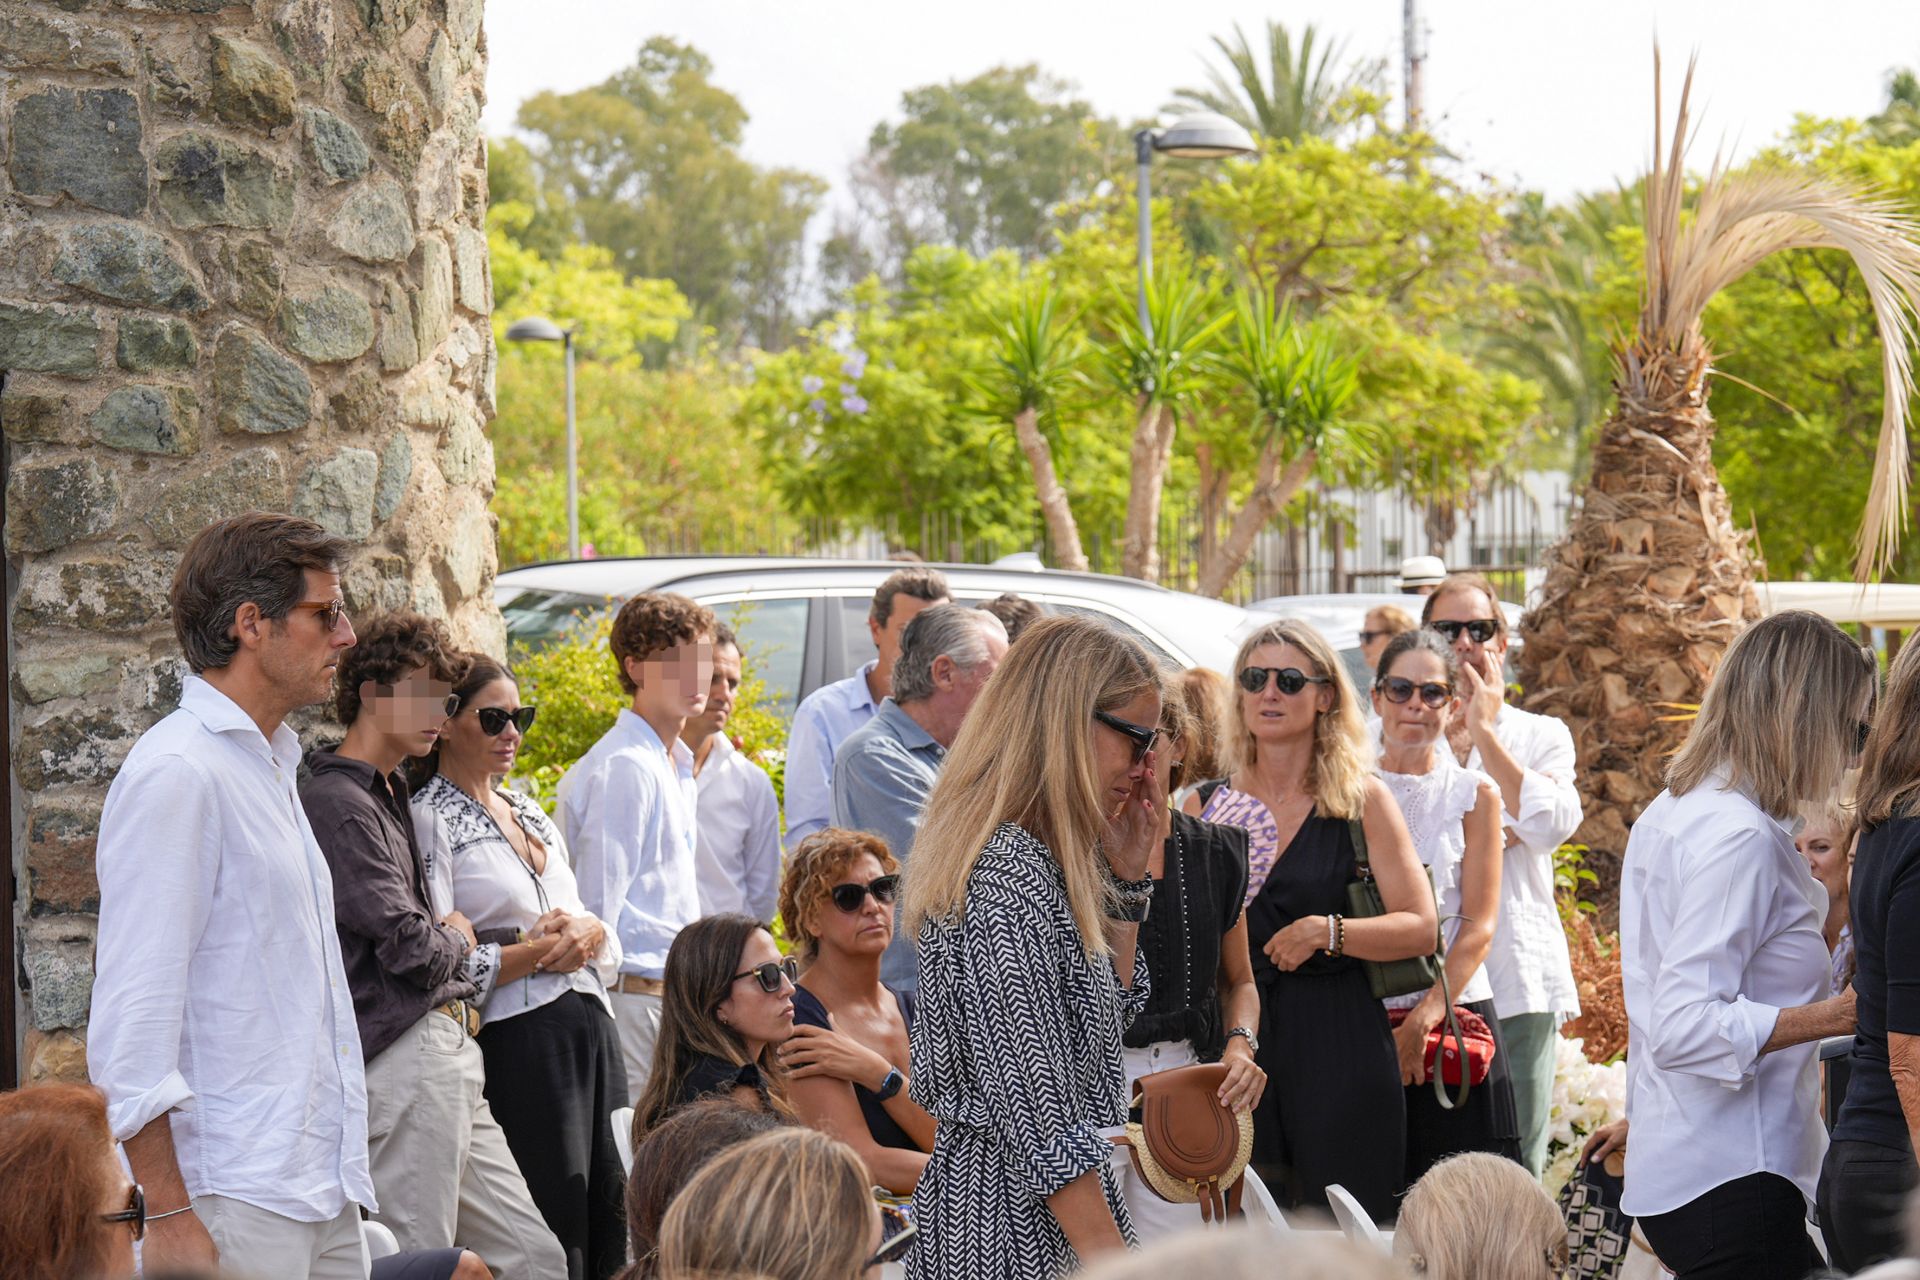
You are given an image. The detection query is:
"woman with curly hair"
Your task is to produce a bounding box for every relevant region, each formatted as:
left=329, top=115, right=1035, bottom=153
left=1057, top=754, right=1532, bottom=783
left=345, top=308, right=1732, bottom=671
left=775, top=828, right=935, bottom=1193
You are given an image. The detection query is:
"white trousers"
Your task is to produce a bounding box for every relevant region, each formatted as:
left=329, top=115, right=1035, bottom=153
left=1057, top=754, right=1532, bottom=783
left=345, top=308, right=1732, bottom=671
left=1102, top=1039, right=1213, bottom=1245
left=195, top=1196, right=366, bottom=1280
left=364, top=1010, right=565, bottom=1280
left=611, top=989, right=664, bottom=1103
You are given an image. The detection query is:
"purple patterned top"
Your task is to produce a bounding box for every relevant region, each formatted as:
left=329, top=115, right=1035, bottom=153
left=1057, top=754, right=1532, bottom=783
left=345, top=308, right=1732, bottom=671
left=1200, top=785, right=1282, bottom=906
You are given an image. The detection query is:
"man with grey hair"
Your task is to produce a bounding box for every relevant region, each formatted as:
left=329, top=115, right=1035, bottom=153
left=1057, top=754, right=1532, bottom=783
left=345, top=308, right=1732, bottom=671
left=831, top=602, right=1009, bottom=991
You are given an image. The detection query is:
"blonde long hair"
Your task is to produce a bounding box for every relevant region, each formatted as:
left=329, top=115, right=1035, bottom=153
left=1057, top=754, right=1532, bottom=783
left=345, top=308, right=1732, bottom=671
left=1395, top=1152, right=1567, bottom=1280
left=1668, top=610, right=1877, bottom=820
left=1225, top=619, right=1370, bottom=820
left=655, top=1128, right=872, bottom=1280
left=1857, top=634, right=1920, bottom=828
left=900, top=615, right=1163, bottom=958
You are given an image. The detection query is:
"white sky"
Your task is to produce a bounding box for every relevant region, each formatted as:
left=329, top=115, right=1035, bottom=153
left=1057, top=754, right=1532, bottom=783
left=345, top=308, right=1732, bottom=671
left=481, top=0, right=1919, bottom=205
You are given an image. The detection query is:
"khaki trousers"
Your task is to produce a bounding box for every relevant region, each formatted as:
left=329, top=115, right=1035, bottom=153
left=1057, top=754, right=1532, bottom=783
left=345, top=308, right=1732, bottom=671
left=194, top=1196, right=366, bottom=1280
left=364, top=1009, right=566, bottom=1280
left=611, top=989, right=664, bottom=1103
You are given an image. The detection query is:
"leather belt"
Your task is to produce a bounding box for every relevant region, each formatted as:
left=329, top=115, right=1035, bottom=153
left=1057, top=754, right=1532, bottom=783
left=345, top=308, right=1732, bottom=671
left=436, top=999, right=480, bottom=1038
left=615, top=974, right=666, bottom=997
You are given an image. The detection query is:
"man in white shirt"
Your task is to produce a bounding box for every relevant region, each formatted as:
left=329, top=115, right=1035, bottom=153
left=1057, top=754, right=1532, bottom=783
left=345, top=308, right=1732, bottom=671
left=782, top=567, right=949, bottom=848
left=1424, top=573, right=1583, bottom=1176
left=559, top=591, right=715, bottom=1097
left=680, top=621, right=782, bottom=921
left=88, top=512, right=374, bottom=1279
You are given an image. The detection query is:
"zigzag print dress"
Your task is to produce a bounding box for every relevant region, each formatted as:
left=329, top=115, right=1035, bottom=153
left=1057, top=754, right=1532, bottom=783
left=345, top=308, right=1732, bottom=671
left=908, top=823, right=1151, bottom=1279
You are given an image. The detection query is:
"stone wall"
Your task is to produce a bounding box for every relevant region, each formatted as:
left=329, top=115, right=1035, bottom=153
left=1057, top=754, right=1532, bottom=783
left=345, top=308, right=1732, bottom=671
left=1, top=0, right=503, bottom=1081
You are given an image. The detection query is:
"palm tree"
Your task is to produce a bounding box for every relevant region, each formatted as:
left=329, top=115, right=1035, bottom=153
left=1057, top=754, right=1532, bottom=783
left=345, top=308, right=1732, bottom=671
left=1517, top=55, right=1920, bottom=870
left=977, top=288, right=1090, bottom=571
left=1166, top=21, right=1368, bottom=144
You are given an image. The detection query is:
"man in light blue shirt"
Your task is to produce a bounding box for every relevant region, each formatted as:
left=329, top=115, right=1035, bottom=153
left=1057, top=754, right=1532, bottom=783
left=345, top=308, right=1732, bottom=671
left=559, top=592, right=715, bottom=1097
left=784, top=567, right=949, bottom=849
left=832, top=603, right=1008, bottom=990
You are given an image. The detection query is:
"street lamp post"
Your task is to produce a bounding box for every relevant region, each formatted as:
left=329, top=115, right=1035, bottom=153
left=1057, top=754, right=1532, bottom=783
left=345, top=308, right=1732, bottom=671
left=1132, top=112, right=1259, bottom=340
left=503, top=316, right=579, bottom=559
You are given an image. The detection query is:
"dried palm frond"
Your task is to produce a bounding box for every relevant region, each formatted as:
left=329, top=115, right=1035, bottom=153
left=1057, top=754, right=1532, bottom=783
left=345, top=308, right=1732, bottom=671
left=1644, top=51, right=1920, bottom=580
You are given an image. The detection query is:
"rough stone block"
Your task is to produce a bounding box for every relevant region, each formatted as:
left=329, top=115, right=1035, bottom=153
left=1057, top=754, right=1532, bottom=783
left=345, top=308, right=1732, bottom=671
left=54, top=222, right=207, bottom=311
left=304, top=107, right=370, bottom=184
left=414, top=235, right=453, bottom=352
left=271, top=0, right=336, bottom=82
left=156, top=134, right=294, bottom=231
left=425, top=30, right=456, bottom=116
left=210, top=34, right=297, bottom=131
left=13, top=708, right=130, bottom=791
left=5, top=458, right=118, bottom=554
left=14, top=554, right=175, bottom=632
left=294, top=447, right=379, bottom=539
left=436, top=404, right=486, bottom=485
left=327, top=181, right=415, bottom=263
left=24, top=801, right=102, bottom=915
left=329, top=367, right=389, bottom=432
left=377, top=280, right=420, bottom=371
left=145, top=45, right=202, bottom=115
left=0, top=9, right=138, bottom=75
left=453, top=224, right=490, bottom=313
left=7, top=87, right=147, bottom=216
left=280, top=285, right=375, bottom=363
left=441, top=501, right=492, bottom=601
left=14, top=651, right=119, bottom=706
left=25, top=1030, right=89, bottom=1083
left=117, top=316, right=200, bottom=371
left=447, top=0, right=482, bottom=68
left=22, top=919, right=97, bottom=1031
left=213, top=326, right=312, bottom=434
left=145, top=447, right=290, bottom=545
left=2, top=390, right=72, bottom=442
left=345, top=56, right=429, bottom=166
left=90, top=384, right=199, bottom=454
left=224, top=239, right=285, bottom=319
left=0, top=303, right=100, bottom=376
left=354, top=0, right=421, bottom=40
left=374, top=428, right=412, bottom=519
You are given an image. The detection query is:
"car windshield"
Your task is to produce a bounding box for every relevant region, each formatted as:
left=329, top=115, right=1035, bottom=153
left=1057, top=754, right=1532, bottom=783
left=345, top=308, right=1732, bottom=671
left=497, top=589, right=609, bottom=650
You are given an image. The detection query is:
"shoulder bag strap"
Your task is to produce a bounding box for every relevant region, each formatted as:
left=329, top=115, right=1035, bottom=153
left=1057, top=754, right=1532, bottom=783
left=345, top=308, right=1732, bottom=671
left=1347, top=815, right=1373, bottom=879
left=1429, top=927, right=1470, bottom=1112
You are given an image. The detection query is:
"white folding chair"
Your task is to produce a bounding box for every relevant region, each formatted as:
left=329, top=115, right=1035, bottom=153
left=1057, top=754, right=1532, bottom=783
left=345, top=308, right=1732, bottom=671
left=1239, top=1166, right=1292, bottom=1230
left=1325, top=1183, right=1388, bottom=1252
left=362, top=1219, right=401, bottom=1260
left=612, top=1105, right=636, bottom=1175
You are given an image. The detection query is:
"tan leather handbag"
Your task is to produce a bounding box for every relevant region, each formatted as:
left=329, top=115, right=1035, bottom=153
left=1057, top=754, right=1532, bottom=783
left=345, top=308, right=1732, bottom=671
left=1111, top=1062, right=1253, bottom=1224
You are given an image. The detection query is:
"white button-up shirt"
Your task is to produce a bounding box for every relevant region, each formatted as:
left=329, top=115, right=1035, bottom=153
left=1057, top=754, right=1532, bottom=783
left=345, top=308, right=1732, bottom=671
left=782, top=661, right=879, bottom=849
left=1466, top=703, right=1583, bottom=1019
left=692, top=734, right=782, bottom=921
left=87, top=676, right=374, bottom=1220
left=558, top=710, right=702, bottom=979
left=1619, top=777, right=1829, bottom=1217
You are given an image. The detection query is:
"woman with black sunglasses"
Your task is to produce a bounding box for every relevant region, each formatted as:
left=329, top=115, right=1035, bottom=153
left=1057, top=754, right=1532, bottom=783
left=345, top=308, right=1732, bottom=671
left=776, top=828, right=935, bottom=1193
left=1370, top=629, right=1522, bottom=1185
left=1185, top=618, right=1435, bottom=1223
left=632, top=913, right=798, bottom=1144
left=411, top=654, right=627, bottom=1280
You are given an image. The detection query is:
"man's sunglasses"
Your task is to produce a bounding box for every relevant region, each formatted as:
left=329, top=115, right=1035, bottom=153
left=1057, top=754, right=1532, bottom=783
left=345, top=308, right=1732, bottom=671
left=1428, top=618, right=1500, bottom=645
left=865, top=1199, right=919, bottom=1269
left=101, top=1183, right=146, bottom=1242
left=1237, top=666, right=1330, bottom=696
left=1376, top=676, right=1454, bottom=709
left=471, top=705, right=538, bottom=737
left=1094, top=710, right=1169, bottom=764
left=288, top=598, right=349, bottom=632
left=831, top=875, right=900, bottom=914
left=730, top=955, right=799, bottom=994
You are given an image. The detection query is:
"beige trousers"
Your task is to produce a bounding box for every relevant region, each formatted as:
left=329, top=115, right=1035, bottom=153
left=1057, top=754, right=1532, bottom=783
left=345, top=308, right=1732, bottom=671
left=611, top=989, right=664, bottom=1103
left=364, top=1009, right=566, bottom=1280
left=194, top=1196, right=366, bottom=1280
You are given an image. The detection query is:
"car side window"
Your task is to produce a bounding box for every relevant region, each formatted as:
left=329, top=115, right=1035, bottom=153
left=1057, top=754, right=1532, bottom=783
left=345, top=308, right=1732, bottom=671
left=837, top=596, right=880, bottom=675
left=712, top=597, right=810, bottom=719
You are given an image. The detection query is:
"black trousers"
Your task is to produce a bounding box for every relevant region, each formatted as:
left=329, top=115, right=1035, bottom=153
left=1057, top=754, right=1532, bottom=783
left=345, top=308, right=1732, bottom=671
left=1638, top=1172, right=1822, bottom=1280
left=1818, top=1137, right=1919, bottom=1273
left=477, top=991, right=630, bottom=1280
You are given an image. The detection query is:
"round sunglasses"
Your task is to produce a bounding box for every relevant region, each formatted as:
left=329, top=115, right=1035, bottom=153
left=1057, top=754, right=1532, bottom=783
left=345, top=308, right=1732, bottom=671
left=100, top=1183, right=146, bottom=1242
left=831, top=874, right=900, bottom=914
left=1238, top=666, right=1330, bottom=696
left=730, top=955, right=799, bottom=994
left=469, top=705, right=538, bottom=737
left=1427, top=618, right=1500, bottom=645
left=1375, top=675, right=1454, bottom=708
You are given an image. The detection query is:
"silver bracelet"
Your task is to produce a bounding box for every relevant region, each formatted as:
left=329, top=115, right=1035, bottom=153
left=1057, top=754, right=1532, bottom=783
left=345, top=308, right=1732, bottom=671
left=1326, top=914, right=1336, bottom=954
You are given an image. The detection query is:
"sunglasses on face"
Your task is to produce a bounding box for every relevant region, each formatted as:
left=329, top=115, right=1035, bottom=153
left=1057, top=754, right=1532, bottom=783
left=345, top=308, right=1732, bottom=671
left=101, top=1183, right=146, bottom=1242
left=1357, top=629, right=1394, bottom=645
left=471, top=705, right=538, bottom=737
left=1237, top=666, right=1330, bottom=696
left=1376, top=676, right=1454, bottom=708
left=288, top=598, right=349, bottom=632
left=730, top=955, right=799, bottom=994
left=1093, top=710, right=1169, bottom=764
left=831, top=875, right=900, bottom=914
left=865, top=1201, right=919, bottom=1269
left=1427, top=618, right=1500, bottom=645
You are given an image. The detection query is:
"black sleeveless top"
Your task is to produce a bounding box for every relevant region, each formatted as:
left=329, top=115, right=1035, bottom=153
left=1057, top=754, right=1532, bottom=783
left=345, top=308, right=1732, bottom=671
left=1125, top=811, right=1251, bottom=1057
left=791, top=983, right=920, bottom=1151
left=1246, top=811, right=1366, bottom=982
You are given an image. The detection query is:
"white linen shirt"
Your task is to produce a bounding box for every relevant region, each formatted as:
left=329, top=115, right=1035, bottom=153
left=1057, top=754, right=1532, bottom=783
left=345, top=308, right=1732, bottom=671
left=557, top=710, right=702, bottom=979
left=87, top=676, right=375, bottom=1221
left=1465, top=703, right=1583, bottom=1019
left=781, top=661, right=879, bottom=849
left=1619, top=778, right=1830, bottom=1217
left=692, top=734, right=783, bottom=921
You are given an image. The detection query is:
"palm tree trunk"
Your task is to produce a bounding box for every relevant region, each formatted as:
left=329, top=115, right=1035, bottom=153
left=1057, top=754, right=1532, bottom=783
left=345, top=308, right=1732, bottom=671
left=1516, top=331, right=1760, bottom=904
left=1196, top=446, right=1317, bottom=597
left=1012, top=406, right=1087, bottom=572
left=1121, top=399, right=1177, bottom=580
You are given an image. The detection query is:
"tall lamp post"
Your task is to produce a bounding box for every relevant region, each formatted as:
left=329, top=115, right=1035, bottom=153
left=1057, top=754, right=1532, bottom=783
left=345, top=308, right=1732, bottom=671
left=1133, top=112, right=1258, bottom=339
left=503, top=317, right=579, bottom=559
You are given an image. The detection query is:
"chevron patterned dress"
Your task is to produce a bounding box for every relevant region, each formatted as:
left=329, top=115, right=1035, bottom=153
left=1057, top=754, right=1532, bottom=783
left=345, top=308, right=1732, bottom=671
left=907, top=823, right=1150, bottom=1279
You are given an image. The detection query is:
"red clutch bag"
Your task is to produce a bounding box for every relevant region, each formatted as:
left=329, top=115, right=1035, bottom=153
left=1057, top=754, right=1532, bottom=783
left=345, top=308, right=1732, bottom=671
left=1389, top=1004, right=1496, bottom=1087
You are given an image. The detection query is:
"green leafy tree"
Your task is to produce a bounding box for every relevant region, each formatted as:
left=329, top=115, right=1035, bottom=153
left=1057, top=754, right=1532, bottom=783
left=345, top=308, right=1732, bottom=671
left=971, top=288, right=1091, bottom=570
left=1166, top=21, right=1382, bottom=143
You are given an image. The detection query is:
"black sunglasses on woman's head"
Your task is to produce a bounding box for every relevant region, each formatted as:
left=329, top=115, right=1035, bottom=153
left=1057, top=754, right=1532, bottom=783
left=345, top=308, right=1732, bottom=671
left=1093, top=710, right=1168, bottom=764
left=729, top=956, right=799, bottom=994
left=472, top=705, right=538, bottom=737
left=831, top=875, right=900, bottom=914
left=1376, top=676, right=1453, bottom=709
left=1237, top=666, right=1329, bottom=696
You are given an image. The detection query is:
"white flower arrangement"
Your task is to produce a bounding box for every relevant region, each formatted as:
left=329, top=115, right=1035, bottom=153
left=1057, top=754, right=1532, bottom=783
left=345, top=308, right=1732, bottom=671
left=1541, top=1033, right=1628, bottom=1195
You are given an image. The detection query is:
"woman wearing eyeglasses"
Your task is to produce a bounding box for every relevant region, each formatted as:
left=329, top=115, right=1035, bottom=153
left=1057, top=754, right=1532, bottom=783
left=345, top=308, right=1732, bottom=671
left=1186, top=618, right=1436, bottom=1223
left=632, top=912, right=798, bottom=1143
left=1370, top=629, right=1521, bottom=1185
left=775, top=828, right=935, bottom=1194
left=411, top=654, right=627, bottom=1280
left=0, top=1083, right=140, bottom=1280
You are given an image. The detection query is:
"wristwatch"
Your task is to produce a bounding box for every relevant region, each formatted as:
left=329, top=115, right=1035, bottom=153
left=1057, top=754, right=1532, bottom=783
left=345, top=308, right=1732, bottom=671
left=1225, top=1026, right=1259, bottom=1053
left=874, top=1067, right=905, bottom=1101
